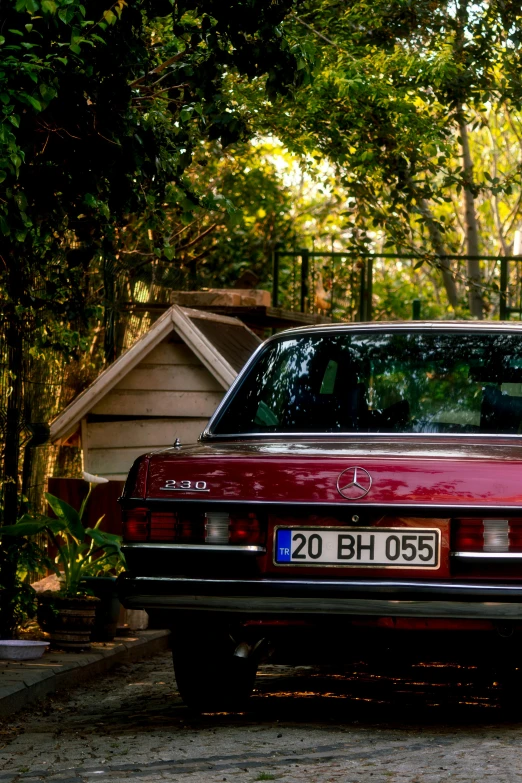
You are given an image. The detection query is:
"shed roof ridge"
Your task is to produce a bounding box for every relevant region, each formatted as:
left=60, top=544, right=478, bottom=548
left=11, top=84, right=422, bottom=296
left=50, top=304, right=250, bottom=443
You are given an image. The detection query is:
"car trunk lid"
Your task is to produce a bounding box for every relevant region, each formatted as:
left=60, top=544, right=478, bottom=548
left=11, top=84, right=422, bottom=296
left=138, top=437, right=522, bottom=508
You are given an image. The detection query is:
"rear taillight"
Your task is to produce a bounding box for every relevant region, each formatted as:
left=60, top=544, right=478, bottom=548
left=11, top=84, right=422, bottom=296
left=509, top=522, right=522, bottom=550
left=123, top=508, right=263, bottom=546
left=453, top=520, right=484, bottom=551
left=483, top=520, right=509, bottom=552
left=230, top=513, right=262, bottom=545
left=205, top=512, right=230, bottom=544
left=177, top=515, right=205, bottom=542
left=123, top=508, right=149, bottom=541
left=453, top=518, right=522, bottom=552
left=150, top=512, right=177, bottom=542
left=204, top=511, right=263, bottom=546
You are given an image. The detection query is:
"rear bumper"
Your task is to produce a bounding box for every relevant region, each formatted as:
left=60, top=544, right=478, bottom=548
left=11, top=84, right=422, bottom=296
left=118, top=574, right=522, bottom=620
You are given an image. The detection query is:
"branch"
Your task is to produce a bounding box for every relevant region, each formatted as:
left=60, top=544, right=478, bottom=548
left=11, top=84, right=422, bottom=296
left=129, top=48, right=195, bottom=89
left=132, top=84, right=188, bottom=102
left=291, top=14, right=340, bottom=48
left=177, top=223, right=218, bottom=252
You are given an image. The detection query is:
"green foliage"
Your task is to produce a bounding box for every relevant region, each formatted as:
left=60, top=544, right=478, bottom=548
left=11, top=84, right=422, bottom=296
left=0, top=535, right=51, bottom=631
left=0, top=482, right=125, bottom=596
left=0, top=0, right=305, bottom=634
left=249, top=0, right=522, bottom=313
left=0, top=0, right=306, bottom=356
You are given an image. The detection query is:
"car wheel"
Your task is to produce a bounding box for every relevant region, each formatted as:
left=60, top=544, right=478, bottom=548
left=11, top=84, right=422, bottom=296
left=172, top=624, right=258, bottom=712
left=497, top=664, right=522, bottom=715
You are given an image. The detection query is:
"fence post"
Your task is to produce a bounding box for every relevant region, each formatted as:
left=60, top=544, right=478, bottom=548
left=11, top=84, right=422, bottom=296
left=358, top=261, right=366, bottom=321
left=366, top=257, right=373, bottom=321
left=412, top=299, right=421, bottom=320
left=300, top=248, right=309, bottom=313
left=272, top=247, right=280, bottom=308
left=500, top=257, right=508, bottom=321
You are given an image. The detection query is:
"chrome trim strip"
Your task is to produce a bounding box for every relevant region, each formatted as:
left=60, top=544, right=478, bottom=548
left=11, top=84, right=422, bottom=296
left=452, top=552, right=522, bottom=560
left=123, top=497, right=522, bottom=510
left=130, top=575, right=522, bottom=594
left=266, top=323, right=522, bottom=336
left=202, top=431, right=522, bottom=440
left=121, top=543, right=266, bottom=553
left=123, top=594, right=522, bottom=619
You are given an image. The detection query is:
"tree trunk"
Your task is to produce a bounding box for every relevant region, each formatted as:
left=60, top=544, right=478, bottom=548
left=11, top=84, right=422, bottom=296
left=3, top=319, right=23, bottom=527
left=458, top=112, right=484, bottom=318
left=419, top=198, right=459, bottom=309
left=0, top=252, right=25, bottom=638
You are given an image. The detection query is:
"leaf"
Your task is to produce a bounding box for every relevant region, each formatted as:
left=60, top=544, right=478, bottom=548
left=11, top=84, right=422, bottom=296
left=85, top=528, right=122, bottom=548
left=20, top=93, right=42, bottom=111
left=0, top=214, right=10, bottom=235
left=103, top=9, right=116, bottom=24
left=41, top=0, right=58, bottom=13
left=85, top=528, right=125, bottom=563
left=39, top=83, right=57, bottom=101
left=9, top=115, right=20, bottom=128
left=413, top=259, right=424, bottom=269
left=45, top=492, right=85, bottom=543
left=0, top=517, right=49, bottom=537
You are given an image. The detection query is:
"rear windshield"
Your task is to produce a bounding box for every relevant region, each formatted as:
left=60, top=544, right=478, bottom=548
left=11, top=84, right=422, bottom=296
left=211, top=330, right=522, bottom=436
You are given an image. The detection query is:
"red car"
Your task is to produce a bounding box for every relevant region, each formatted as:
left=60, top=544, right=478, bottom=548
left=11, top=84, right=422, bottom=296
left=119, top=322, right=522, bottom=710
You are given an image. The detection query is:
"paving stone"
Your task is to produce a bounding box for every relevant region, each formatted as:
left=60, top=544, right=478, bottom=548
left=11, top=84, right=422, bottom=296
left=0, top=631, right=170, bottom=719
left=0, top=683, right=24, bottom=700
left=4, top=649, right=522, bottom=782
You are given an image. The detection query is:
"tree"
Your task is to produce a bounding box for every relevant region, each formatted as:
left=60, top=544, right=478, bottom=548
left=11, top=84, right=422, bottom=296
left=258, top=0, right=522, bottom=316
left=0, top=0, right=304, bottom=636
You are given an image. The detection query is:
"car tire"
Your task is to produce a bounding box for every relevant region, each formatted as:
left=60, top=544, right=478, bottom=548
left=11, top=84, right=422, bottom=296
left=172, top=624, right=258, bottom=712
left=497, top=664, right=522, bottom=715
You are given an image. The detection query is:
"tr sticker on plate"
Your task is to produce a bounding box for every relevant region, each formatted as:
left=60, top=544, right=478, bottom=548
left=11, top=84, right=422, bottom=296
left=274, top=527, right=440, bottom=568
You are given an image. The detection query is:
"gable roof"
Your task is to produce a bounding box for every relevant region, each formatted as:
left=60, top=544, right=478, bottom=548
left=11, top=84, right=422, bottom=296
left=50, top=305, right=262, bottom=443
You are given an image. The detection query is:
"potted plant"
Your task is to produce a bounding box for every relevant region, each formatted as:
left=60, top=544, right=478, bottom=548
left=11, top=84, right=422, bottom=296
left=1, top=473, right=125, bottom=651
left=79, top=548, right=125, bottom=642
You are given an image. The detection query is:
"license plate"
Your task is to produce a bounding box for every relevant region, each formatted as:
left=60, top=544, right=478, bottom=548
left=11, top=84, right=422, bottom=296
left=274, top=527, right=440, bottom=568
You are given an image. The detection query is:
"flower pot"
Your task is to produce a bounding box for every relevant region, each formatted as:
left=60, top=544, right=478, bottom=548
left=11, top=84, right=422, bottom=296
left=37, top=592, right=99, bottom=652
left=80, top=577, right=121, bottom=642
left=0, top=640, right=49, bottom=660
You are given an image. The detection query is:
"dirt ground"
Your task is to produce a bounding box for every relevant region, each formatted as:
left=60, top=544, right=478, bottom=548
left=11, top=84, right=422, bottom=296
left=1, top=650, right=522, bottom=783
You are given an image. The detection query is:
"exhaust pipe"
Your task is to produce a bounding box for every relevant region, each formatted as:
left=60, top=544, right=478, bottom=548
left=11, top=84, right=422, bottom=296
left=496, top=623, right=514, bottom=638
left=233, top=638, right=266, bottom=659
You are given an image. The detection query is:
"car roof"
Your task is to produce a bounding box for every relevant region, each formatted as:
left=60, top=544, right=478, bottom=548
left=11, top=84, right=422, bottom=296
left=270, top=320, right=522, bottom=340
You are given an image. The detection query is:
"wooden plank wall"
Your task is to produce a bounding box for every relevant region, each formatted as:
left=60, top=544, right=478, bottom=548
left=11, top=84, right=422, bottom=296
left=84, top=336, right=225, bottom=479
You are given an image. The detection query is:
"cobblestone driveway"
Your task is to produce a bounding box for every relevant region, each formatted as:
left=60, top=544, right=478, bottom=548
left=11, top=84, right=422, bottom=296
left=0, top=651, right=521, bottom=783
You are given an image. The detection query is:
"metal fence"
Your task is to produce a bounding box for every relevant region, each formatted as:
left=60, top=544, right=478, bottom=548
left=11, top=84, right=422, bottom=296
left=272, top=250, right=522, bottom=321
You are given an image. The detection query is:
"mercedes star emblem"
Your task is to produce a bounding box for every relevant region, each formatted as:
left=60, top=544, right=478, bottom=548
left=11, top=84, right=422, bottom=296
left=336, top=466, right=372, bottom=500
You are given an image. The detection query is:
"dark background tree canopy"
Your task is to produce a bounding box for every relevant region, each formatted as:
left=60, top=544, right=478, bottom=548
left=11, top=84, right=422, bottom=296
left=0, top=0, right=306, bottom=637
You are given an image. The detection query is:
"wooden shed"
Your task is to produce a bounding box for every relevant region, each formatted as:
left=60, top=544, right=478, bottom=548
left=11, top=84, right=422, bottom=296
left=50, top=305, right=261, bottom=481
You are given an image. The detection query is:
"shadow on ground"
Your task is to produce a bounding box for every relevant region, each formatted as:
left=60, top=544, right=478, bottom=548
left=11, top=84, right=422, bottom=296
left=34, top=655, right=520, bottom=735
